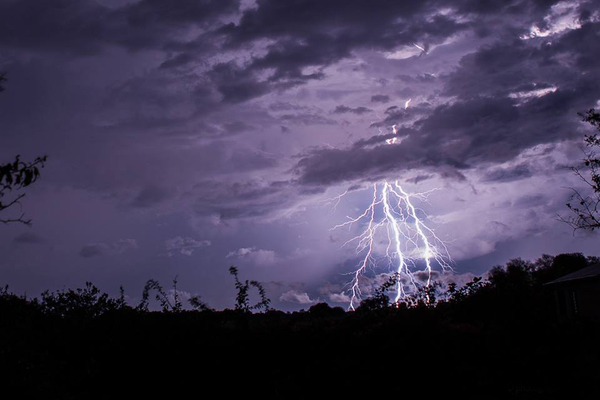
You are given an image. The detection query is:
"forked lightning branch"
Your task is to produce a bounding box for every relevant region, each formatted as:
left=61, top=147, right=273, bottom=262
left=330, top=123, right=452, bottom=310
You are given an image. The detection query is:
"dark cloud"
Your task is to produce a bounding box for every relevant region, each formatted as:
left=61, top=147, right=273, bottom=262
left=0, top=49, right=284, bottom=217
left=371, top=95, right=390, bottom=103
left=0, top=0, right=556, bottom=113
left=553, top=19, right=600, bottom=72
left=13, top=232, right=45, bottom=244
left=482, top=163, right=534, bottom=183
left=220, top=0, right=554, bottom=50
left=97, top=70, right=221, bottom=133
left=397, top=73, right=437, bottom=84
left=58, top=135, right=277, bottom=197
left=332, top=105, right=372, bottom=115
left=221, top=120, right=255, bottom=134
left=269, top=102, right=311, bottom=112
left=79, top=239, right=138, bottom=258
left=130, top=185, right=171, bottom=208
left=315, top=89, right=355, bottom=101
left=120, top=0, right=239, bottom=27
left=406, top=174, right=434, bottom=184
left=514, top=193, right=548, bottom=208
left=0, top=0, right=110, bottom=55
left=370, top=102, right=433, bottom=128
left=293, top=89, right=586, bottom=186
left=0, top=0, right=569, bottom=109
left=444, top=21, right=600, bottom=100
left=159, top=53, right=196, bottom=70
left=79, top=243, right=111, bottom=258
left=292, top=19, right=600, bottom=188
left=293, top=144, right=423, bottom=186
left=209, top=0, right=568, bottom=101
left=207, top=61, right=271, bottom=103
left=351, top=132, right=400, bottom=148
left=186, top=179, right=298, bottom=220
left=247, top=37, right=331, bottom=83
left=0, top=0, right=240, bottom=55
left=213, top=0, right=473, bottom=97
left=280, top=113, right=336, bottom=125
left=109, top=0, right=240, bottom=51
left=442, top=42, right=538, bottom=100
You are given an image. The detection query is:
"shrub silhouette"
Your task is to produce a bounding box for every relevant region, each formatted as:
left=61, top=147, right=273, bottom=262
left=39, top=282, right=129, bottom=319
left=137, top=277, right=183, bottom=312
left=228, top=266, right=271, bottom=312
left=189, top=295, right=212, bottom=312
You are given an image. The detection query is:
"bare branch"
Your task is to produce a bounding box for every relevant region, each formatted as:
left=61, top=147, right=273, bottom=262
left=0, top=213, right=32, bottom=225
left=561, top=109, right=600, bottom=234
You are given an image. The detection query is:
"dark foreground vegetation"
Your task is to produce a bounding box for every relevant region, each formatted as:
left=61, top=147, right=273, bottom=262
left=1, top=253, right=599, bottom=398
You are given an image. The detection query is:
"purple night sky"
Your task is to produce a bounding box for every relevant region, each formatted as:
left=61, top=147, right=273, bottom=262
left=1, top=0, right=599, bottom=310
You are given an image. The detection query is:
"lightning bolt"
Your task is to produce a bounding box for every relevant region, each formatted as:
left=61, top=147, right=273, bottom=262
left=330, top=118, right=452, bottom=310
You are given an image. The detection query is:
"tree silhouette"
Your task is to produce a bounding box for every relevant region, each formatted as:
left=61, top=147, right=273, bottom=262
left=358, top=273, right=441, bottom=311
left=0, top=72, right=48, bottom=225
left=446, top=276, right=487, bottom=302
left=562, top=109, right=600, bottom=232
left=357, top=272, right=399, bottom=311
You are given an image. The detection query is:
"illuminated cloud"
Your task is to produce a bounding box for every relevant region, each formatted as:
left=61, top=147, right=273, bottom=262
left=165, top=237, right=211, bottom=257
left=226, top=247, right=278, bottom=266
left=279, top=290, right=315, bottom=305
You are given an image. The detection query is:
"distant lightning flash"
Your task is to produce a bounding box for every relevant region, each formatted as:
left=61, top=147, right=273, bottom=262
left=385, top=124, right=400, bottom=145
left=329, top=103, right=451, bottom=310
left=413, top=42, right=428, bottom=56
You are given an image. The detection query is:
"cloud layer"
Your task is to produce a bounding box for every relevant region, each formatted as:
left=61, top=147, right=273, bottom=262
left=0, top=0, right=599, bottom=309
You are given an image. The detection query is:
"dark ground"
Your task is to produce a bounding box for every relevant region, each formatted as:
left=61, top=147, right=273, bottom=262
left=1, top=253, right=599, bottom=399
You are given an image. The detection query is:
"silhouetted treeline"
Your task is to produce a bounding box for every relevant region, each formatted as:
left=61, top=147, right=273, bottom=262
left=1, top=253, right=599, bottom=398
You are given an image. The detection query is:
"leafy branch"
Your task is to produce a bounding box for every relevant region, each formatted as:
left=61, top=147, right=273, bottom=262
left=0, top=155, right=48, bottom=225
left=137, top=277, right=183, bottom=312
left=0, top=73, right=48, bottom=225
left=228, top=266, right=271, bottom=312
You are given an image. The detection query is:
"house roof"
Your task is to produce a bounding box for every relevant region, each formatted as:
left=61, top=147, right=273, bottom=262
left=545, top=263, right=600, bottom=285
